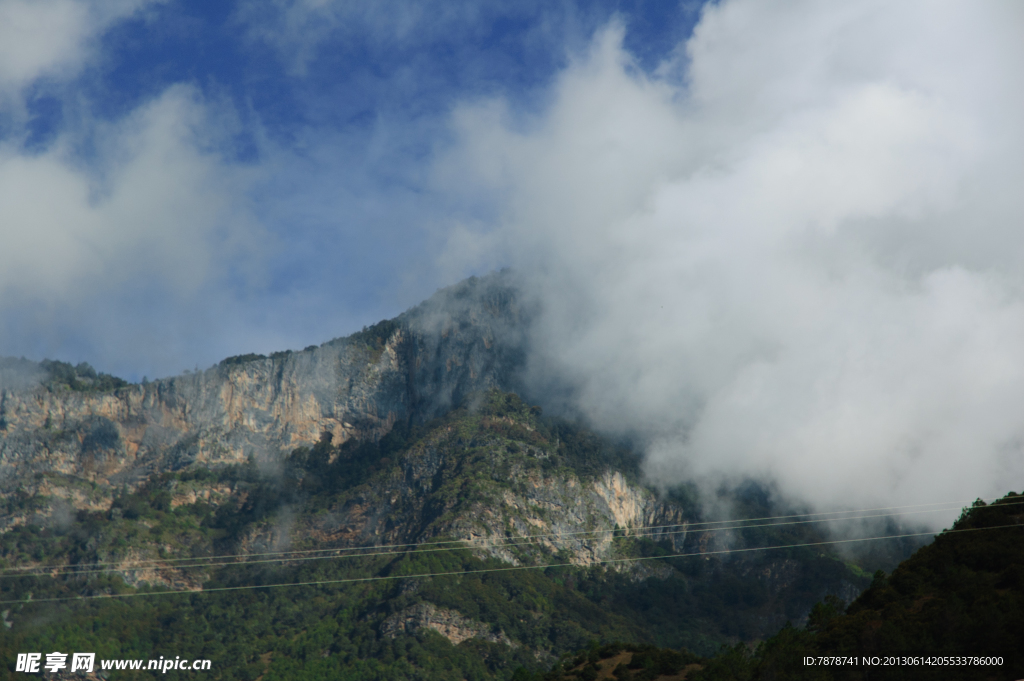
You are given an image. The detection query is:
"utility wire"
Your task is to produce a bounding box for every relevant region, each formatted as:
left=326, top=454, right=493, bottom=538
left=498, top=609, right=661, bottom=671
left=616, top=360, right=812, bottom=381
left=0, top=501, right=986, bottom=577
left=2, top=496, right=1006, bottom=576
left=0, top=505, right=984, bottom=579
left=2, top=522, right=1020, bottom=605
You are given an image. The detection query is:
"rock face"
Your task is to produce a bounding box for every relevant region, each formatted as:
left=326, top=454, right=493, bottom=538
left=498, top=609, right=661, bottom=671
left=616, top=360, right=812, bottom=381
left=381, top=602, right=516, bottom=647
left=234, top=403, right=697, bottom=571
left=0, top=273, right=527, bottom=502
left=0, top=267, right=700, bottom=578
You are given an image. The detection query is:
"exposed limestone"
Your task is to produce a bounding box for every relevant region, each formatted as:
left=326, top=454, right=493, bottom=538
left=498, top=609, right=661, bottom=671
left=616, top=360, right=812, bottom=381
left=381, top=602, right=516, bottom=646
left=0, top=274, right=527, bottom=526
left=452, top=469, right=692, bottom=567
left=168, top=483, right=234, bottom=509
left=238, top=433, right=702, bottom=573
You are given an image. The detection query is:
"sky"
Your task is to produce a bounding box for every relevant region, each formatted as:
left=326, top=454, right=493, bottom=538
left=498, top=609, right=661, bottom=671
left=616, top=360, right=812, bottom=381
left=0, top=0, right=701, bottom=380
left=3, top=0, right=1024, bottom=519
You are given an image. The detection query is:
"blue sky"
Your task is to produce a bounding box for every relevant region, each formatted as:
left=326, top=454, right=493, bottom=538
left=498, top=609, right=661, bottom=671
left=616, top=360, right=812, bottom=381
left=0, top=0, right=702, bottom=381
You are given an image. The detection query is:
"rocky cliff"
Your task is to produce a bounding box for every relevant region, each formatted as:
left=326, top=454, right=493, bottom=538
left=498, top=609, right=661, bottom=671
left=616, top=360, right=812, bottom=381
left=0, top=269, right=708, bottom=585
left=0, top=273, right=528, bottom=509
left=258, top=408, right=692, bottom=569
left=44, top=392, right=696, bottom=590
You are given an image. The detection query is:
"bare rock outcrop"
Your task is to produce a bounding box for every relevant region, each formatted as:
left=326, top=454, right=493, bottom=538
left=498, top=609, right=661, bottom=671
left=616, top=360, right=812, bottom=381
left=381, top=602, right=516, bottom=646
left=0, top=273, right=527, bottom=510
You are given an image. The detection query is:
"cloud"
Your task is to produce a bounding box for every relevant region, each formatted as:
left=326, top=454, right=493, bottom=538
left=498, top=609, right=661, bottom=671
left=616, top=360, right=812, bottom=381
left=0, top=0, right=261, bottom=372
left=1, top=86, right=253, bottom=296
left=0, top=0, right=277, bottom=380
left=0, top=82, right=268, bottom=378
left=0, top=0, right=162, bottom=98
left=437, top=1, right=1024, bottom=524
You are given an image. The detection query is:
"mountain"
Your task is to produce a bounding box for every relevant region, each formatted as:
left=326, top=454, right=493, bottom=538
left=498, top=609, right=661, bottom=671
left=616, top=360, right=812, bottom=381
left=0, top=273, right=923, bottom=680
left=0, top=272, right=527, bottom=526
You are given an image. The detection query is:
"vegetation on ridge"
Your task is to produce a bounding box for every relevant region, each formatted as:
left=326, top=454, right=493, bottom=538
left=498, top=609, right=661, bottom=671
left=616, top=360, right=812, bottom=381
left=39, top=359, right=128, bottom=393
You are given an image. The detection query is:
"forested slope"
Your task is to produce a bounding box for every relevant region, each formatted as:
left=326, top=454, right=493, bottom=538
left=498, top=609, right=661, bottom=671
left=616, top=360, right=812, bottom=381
left=0, top=391, right=896, bottom=680
left=690, top=493, right=1024, bottom=681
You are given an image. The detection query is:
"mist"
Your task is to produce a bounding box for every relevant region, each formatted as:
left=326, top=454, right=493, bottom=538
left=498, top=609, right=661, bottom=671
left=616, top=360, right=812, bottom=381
left=437, top=1, right=1024, bottom=525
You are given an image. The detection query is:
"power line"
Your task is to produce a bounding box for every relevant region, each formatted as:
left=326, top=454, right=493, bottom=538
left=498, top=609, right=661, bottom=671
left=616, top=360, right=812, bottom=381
left=1, top=504, right=979, bottom=579
left=1, top=500, right=984, bottom=577
left=2, top=522, right=1019, bottom=606
left=2, top=496, right=1003, bottom=576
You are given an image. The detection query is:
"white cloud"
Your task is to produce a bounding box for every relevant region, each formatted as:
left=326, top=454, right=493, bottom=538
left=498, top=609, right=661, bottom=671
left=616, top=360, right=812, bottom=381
left=0, top=0, right=162, bottom=98
left=0, top=0, right=283, bottom=380
left=0, top=0, right=89, bottom=92
left=0, top=84, right=268, bottom=377
left=0, top=85, right=260, bottom=299
left=438, top=1, right=1024, bottom=524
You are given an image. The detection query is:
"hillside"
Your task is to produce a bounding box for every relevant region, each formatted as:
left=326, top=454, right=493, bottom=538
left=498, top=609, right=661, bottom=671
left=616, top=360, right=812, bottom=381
left=0, top=389, right=895, bottom=680
left=689, top=493, right=1024, bottom=681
